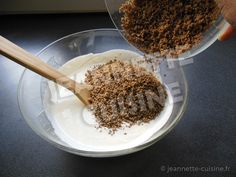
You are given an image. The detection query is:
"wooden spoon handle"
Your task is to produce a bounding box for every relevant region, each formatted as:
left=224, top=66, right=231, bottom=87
left=0, top=36, right=90, bottom=105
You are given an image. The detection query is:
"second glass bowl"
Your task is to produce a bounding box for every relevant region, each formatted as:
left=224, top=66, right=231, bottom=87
left=105, top=0, right=229, bottom=60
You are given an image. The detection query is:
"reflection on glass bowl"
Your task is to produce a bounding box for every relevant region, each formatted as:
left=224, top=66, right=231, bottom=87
left=18, top=29, right=188, bottom=157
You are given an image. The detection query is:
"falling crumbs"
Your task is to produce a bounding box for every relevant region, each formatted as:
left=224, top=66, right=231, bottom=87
left=120, top=0, right=220, bottom=57
left=85, top=60, right=167, bottom=133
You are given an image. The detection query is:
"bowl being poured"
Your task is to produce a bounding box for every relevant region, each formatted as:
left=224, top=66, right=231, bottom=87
left=105, top=0, right=229, bottom=60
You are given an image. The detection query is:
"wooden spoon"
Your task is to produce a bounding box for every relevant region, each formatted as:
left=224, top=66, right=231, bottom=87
left=0, top=36, right=91, bottom=105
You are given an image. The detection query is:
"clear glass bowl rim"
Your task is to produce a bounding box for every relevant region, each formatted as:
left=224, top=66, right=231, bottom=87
left=17, top=28, right=188, bottom=157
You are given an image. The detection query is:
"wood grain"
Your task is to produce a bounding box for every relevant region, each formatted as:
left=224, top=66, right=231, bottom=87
left=0, top=35, right=90, bottom=105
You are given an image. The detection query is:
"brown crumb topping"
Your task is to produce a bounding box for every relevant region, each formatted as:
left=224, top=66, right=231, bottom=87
left=120, top=0, right=220, bottom=58
left=85, top=60, right=167, bottom=133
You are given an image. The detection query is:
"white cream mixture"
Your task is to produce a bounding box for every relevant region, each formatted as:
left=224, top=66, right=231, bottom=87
left=43, top=50, right=174, bottom=152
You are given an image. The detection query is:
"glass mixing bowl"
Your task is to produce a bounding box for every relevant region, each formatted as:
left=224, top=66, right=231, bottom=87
left=105, top=0, right=229, bottom=60
left=18, top=29, right=188, bottom=157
